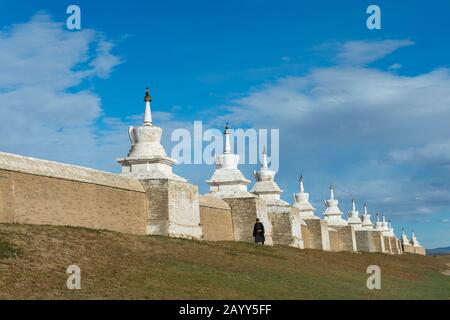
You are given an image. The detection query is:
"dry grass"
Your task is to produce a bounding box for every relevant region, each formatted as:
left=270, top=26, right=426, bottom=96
left=0, top=223, right=448, bottom=300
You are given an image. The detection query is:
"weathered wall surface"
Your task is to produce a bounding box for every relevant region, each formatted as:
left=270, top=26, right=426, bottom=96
left=384, top=236, right=393, bottom=254
left=329, top=229, right=339, bottom=251
left=355, top=230, right=373, bottom=252
left=141, top=179, right=203, bottom=240
left=303, top=219, right=330, bottom=251
left=371, top=231, right=386, bottom=253
left=0, top=152, right=149, bottom=235
left=414, top=246, right=426, bottom=255
left=301, top=224, right=311, bottom=249
left=223, top=196, right=273, bottom=245
left=199, top=195, right=234, bottom=241
left=268, top=205, right=303, bottom=248
left=336, top=226, right=357, bottom=252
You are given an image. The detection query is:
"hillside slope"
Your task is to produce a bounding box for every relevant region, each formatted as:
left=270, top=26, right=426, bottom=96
left=0, top=224, right=448, bottom=299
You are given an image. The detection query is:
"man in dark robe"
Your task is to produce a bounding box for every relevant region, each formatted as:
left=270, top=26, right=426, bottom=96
left=253, top=218, right=265, bottom=245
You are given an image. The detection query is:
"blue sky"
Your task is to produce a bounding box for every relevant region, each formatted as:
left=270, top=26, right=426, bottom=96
left=0, top=0, right=449, bottom=248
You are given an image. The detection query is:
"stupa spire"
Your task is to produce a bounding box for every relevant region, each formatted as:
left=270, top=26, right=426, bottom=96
left=223, top=123, right=231, bottom=154
left=348, top=197, right=362, bottom=229
left=323, top=184, right=347, bottom=226
left=261, top=146, right=268, bottom=169
left=143, top=87, right=152, bottom=125
left=364, top=202, right=368, bottom=215
left=293, top=174, right=318, bottom=220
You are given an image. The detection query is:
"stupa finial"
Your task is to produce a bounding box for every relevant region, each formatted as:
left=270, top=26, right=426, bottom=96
left=261, top=145, right=268, bottom=169
left=223, top=123, right=231, bottom=154
left=144, top=87, right=152, bottom=102
left=330, top=184, right=334, bottom=199
left=299, top=174, right=304, bottom=193
left=143, top=87, right=153, bottom=125
left=352, top=198, right=356, bottom=211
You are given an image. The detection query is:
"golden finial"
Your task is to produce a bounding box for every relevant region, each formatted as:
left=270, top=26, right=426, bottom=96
left=144, top=87, right=152, bottom=102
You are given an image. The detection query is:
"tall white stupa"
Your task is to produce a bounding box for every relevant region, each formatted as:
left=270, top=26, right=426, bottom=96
left=206, top=123, right=251, bottom=197
left=410, top=230, right=421, bottom=247
left=374, top=212, right=383, bottom=230
left=293, top=175, right=319, bottom=219
left=117, top=88, right=184, bottom=181
left=347, top=198, right=362, bottom=229
left=387, top=220, right=396, bottom=237
left=361, top=203, right=374, bottom=230
left=323, top=185, right=347, bottom=226
left=251, top=146, right=285, bottom=204
left=401, top=227, right=409, bottom=244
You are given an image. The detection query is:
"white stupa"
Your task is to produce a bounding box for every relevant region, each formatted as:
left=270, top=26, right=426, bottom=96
left=347, top=198, right=363, bottom=229
left=293, top=175, right=319, bottom=220
left=401, top=228, right=409, bottom=244
left=374, top=212, right=383, bottom=230
left=323, top=185, right=347, bottom=226
left=410, top=231, right=421, bottom=247
left=117, top=88, right=184, bottom=181
left=361, top=203, right=374, bottom=230
left=206, top=123, right=252, bottom=197
left=381, top=213, right=390, bottom=231
left=387, top=220, right=396, bottom=237
left=251, top=146, right=286, bottom=205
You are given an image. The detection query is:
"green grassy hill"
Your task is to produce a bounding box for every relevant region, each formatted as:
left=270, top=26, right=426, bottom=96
left=0, top=223, right=448, bottom=299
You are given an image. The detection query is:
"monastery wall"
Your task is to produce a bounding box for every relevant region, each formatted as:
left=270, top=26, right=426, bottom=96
left=371, top=231, right=386, bottom=253
left=301, top=225, right=311, bottom=249
left=142, top=179, right=203, bottom=240
left=413, top=246, right=426, bottom=255
left=336, top=226, right=357, bottom=252
left=384, top=236, right=393, bottom=254
left=268, top=205, right=303, bottom=248
left=329, top=229, right=339, bottom=251
left=0, top=152, right=149, bottom=235
left=199, top=195, right=234, bottom=241
left=355, top=230, right=376, bottom=253
left=223, top=196, right=273, bottom=245
left=303, top=219, right=331, bottom=251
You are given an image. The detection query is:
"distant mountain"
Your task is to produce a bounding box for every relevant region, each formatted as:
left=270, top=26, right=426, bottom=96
left=426, top=246, right=450, bottom=255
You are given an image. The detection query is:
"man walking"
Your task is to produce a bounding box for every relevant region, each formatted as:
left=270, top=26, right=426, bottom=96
left=253, top=218, right=265, bottom=245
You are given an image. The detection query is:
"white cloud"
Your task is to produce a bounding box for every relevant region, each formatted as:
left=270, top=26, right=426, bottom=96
left=389, top=141, right=450, bottom=167
left=388, top=63, right=402, bottom=71
left=334, top=39, right=414, bottom=65
left=0, top=13, right=123, bottom=171
left=216, top=40, right=450, bottom=218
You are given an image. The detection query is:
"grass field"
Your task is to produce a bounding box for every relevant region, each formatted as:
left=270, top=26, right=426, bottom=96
left=0, top=223, right=448, bottom=299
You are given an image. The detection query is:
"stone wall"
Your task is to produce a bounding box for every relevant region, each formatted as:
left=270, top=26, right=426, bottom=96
left=141, top=179, right=203, bottom=239
left=223, top=196, right=273, bottom=245
left=384, top=236, right=393, bottom=254
left=0, top=152, right=149, bottom=235
left=267, top=205, right=303, bottom=248
left=413, top=246, right=426, bottom=255
left=199, top=195, right=234, bottom=241
left=355, top=230, right=387, bottom=253
left=329, top=229, right=339, bottom=251
left=355, top=230, right=373, bottom=252
left=301, top=224, right=311, bottom=249
left=336, top=226, right=357, bottom=252
left=371, top=231, right=386, bottom=253
left=303, top=219, right=331, bottom=251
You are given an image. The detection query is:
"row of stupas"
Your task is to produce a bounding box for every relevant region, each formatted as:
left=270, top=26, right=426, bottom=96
left=115, top=88, right=425, bottom=254
left=0, top=87, right=426, bottom=255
